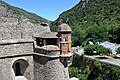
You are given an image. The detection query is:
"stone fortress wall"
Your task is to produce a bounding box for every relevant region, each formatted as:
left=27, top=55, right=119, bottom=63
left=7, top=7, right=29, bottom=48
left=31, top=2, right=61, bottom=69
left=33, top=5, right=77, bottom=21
left=0, top=39, right=34, bottom=80
left=0, top=39, right=34, bottom=57
left=0, top=17, right=50, bottom=40
left=0, top=17, right=69, bottom=80
left=0, top=56, right=34, bottom=80
left=0, top=53, right=69, bottom=80
left=33, top=55, right=69, bottom=80
left=0, top=39, right=69, bottom=80
left=0, top=16, right=69, bottom=80
left=0, top=2, right=69, bottom=79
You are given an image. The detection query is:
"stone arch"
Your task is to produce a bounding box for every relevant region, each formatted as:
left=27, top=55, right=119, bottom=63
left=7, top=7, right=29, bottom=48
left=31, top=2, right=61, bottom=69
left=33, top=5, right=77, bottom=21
left=12, top=59, right=29, bottom=79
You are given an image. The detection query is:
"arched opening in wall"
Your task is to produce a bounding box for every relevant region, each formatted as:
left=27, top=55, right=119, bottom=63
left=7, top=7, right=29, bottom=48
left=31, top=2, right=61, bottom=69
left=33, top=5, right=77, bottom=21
left=15, top=62, right=21, bottom=76
left=12, top=59, right=29, bottom=79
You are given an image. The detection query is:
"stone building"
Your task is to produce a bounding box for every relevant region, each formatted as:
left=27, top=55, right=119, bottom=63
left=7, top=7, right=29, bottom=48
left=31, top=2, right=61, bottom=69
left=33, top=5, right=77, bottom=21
left=0, top=23, right=73, bottom=80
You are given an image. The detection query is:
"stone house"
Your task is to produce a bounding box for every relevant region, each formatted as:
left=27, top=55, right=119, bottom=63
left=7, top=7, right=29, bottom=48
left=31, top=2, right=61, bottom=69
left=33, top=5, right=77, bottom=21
left=0, top=23, right=72, bottom=80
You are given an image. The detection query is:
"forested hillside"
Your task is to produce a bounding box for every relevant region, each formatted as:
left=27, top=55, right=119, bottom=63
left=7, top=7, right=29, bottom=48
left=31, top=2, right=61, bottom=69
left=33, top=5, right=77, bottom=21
left=51, top=0, right=120, bottom=46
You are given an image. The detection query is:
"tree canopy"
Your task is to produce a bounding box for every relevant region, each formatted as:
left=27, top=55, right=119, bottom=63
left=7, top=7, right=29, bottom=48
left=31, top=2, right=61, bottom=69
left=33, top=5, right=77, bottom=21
left=50, top=0, right=120, bottom=46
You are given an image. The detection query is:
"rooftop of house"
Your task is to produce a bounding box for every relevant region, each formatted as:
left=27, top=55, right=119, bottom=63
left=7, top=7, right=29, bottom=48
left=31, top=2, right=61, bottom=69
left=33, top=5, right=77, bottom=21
left=99, top=41, right=120, bottom=54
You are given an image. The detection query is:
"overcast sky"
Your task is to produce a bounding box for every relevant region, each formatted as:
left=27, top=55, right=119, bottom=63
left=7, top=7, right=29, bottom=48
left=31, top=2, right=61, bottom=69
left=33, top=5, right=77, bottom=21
left=3, top=0, right=80, bottom=21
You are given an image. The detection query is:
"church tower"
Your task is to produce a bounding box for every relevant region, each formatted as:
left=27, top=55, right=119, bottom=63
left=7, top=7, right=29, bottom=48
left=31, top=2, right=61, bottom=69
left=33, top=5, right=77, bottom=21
left=58, top=23, right=72, bottom=67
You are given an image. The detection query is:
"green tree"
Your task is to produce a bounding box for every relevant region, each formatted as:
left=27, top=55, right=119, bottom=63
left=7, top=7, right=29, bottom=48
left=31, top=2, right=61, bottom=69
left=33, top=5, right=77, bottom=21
left=116, top=47, right=120, bottom=54
left=51, top=0, right=120, bottom=46
left=68, top=67, right=80, bottom=78
left=84, top=44, right=111, bottom=55
left=109, top=26, right=120, bottom=43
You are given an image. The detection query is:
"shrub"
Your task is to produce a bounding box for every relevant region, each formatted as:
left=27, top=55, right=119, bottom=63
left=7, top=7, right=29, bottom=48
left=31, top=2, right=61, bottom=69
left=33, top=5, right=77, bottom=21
left=110, top=67, right=120, bottom=80
left=94, top=60, right=102, bottom=70
left=84, top=44, right=111, bottom=55
left=116, top=47, right=120, bottom=54
left=68, top=67, right=80, bottom=78
left=84, top=44, right=97, bottom=54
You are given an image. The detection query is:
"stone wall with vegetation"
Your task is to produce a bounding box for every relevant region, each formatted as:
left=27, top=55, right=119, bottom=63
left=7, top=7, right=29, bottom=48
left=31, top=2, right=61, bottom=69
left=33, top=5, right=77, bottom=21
left=68, top=54, right=120, bottom=80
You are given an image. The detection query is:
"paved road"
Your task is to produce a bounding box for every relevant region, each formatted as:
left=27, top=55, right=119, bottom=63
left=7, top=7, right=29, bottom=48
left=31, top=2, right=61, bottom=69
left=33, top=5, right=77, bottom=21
left=85, top=55, right=120, bottom=67
left=73, top=47, right=120, bottom=67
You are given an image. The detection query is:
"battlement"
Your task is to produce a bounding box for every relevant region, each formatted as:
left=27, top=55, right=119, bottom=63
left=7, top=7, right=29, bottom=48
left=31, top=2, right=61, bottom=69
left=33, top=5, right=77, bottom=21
left=0, top=39, right=34, bottom=45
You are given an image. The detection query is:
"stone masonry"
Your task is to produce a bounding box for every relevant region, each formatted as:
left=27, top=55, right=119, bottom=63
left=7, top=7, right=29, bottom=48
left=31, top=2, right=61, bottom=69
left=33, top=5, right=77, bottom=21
left=33, top=55, right=69, bottom=80
left=0, top=1, right=70, bottom=80
left=0, top=39, right=69, bottom=80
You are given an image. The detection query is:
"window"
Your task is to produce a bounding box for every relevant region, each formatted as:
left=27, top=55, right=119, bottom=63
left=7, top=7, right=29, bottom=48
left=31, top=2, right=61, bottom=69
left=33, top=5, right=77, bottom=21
left=65, top=38, right=67, bottom=41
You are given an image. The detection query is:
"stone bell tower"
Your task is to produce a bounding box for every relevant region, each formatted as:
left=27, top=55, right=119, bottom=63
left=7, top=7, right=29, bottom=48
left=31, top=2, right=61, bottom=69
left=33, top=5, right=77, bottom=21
left=58, top=23, right=72, bottom=67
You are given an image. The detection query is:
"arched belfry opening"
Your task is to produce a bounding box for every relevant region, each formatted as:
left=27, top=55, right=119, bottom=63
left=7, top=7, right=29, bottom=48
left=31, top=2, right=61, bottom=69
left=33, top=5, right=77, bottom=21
left=12, top=59, right=29, bottom=77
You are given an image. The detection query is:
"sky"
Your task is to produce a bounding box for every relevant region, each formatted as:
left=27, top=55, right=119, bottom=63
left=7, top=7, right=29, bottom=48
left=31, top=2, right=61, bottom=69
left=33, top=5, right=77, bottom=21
left=3, top=0, right=80, bottom=21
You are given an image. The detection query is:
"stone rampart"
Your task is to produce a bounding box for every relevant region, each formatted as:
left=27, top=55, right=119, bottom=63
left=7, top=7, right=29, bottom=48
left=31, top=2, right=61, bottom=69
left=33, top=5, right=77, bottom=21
left=0, top=17, right=50, bottom=40
left=0, top=39, right=34, bottom=57
left=33, top=55, right=69, bottom=80
left=0, top=39, right=70, bottom=80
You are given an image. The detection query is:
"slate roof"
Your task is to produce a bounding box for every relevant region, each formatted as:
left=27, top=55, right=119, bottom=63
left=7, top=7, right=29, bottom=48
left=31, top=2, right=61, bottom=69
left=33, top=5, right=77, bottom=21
left=99, top=41, right=120, bottom=54
left=58, top=23, right=71, bottom=32
left=34, top=32, right=58, bottom=38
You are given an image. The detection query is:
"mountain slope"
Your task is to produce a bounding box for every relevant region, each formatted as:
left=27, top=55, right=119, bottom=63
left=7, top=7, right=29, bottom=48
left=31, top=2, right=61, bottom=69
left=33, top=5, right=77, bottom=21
left=0, top=1, right=50, bottom=40
left=0, top=1, right=50, bottom=23
left=51, top=0, right=120, bottom=46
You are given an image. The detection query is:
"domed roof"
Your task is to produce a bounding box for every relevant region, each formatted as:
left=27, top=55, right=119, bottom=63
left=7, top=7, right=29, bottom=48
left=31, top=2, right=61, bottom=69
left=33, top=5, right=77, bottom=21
left=58, top=23, right=71, bottom=32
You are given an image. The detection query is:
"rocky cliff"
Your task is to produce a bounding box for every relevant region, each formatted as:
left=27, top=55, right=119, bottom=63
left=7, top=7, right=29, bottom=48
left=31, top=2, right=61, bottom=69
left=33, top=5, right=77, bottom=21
left=0, top=1, right=50, bottom=40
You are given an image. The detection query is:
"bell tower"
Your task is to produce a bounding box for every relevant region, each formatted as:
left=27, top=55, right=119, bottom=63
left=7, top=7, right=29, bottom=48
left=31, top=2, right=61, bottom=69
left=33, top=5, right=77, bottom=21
left=58, top=23, right=72, bottom=67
